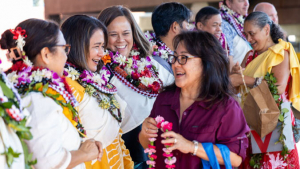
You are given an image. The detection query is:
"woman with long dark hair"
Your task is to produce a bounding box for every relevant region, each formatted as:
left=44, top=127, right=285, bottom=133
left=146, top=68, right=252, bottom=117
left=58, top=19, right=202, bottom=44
left=139, top=31, right=249, bottom=168
left=1, top=18, right=102, bottom=168
left=61, top=15, right=133, bottom=169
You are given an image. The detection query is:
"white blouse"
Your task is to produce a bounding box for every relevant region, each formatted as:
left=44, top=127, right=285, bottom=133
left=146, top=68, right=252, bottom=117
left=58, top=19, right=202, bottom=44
left=78, top=92, right=127, bottom=149
left=23, top=92, right=84, bottom=169
left=111, top=58, right=174, bottom=133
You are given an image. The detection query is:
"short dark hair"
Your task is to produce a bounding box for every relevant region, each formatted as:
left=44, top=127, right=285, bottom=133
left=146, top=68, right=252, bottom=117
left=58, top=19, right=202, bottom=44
left=61, top=15, right=108, bottom=70
left=166, top=31, right=232, bottom=104
left=195, top=6, right=220, bottom=26
left=0, top=18, right=59, bottom=63
left=98, top=5, right=151, bottom=57
left=245, top=12, right=283, bottom=43
left=152, top=2, right=191, bottom=37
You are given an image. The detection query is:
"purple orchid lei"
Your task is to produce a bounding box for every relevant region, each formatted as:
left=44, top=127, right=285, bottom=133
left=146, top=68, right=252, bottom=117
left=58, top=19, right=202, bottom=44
left=144, top=32, right=173, bottom=61
left=64, top=63, right=122, bottom=123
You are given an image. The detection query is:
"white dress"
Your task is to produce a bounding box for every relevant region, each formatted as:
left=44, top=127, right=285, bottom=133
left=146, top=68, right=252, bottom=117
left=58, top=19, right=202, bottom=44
left=23, top=92, right=84, bottom=169
left=78, top=92, right=126, bottom=149
left=112, top=58, right=174, bottom=133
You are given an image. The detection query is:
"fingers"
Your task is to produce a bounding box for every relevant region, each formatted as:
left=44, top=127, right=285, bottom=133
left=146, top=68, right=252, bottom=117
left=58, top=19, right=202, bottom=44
left=161, top=137, right=176, bottom=145
left=95, top=141, right=103, bottom=161
left=161, top=131, right=176, bottom=138
left=146, top=118, right=158, bottom=130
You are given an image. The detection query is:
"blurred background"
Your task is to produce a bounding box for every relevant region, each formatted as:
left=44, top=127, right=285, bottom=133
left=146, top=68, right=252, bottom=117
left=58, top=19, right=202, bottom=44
left=1, top=0, right=300, bottom=70
left=0, top=0, right=299, bottom=161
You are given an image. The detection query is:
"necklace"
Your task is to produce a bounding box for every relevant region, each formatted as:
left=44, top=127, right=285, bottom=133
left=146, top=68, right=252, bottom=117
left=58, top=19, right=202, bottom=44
left=107, top=45, right=162, bottom=98
left=7, top=56, right=85, bottom=137
left=145, top=32, right=173, bottom=61
left=64, top=63, right=122, bottom=123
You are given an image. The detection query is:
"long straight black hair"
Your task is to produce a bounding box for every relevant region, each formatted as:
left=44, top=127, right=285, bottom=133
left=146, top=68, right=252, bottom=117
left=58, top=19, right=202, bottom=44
left=61, top=15, right=108, bottom=70
left=166, top=31, right=233, bottom=104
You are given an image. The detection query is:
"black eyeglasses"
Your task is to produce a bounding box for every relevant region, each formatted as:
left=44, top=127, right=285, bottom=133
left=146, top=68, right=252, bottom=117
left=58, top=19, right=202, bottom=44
left=168, top=54, right=196, bottom=65
left=55, top=44, right=71, bottom=55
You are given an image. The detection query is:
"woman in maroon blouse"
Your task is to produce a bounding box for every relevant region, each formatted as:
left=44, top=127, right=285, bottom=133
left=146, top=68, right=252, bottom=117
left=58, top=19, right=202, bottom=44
left=139, top=31, right=250, bottom=168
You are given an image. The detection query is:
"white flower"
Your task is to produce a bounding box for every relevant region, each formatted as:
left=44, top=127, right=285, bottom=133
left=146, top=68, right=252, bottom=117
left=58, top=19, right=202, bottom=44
left=31, top=70, right=43, bottom=82
left=65, top=67, right=80, bottom=80
left=16, top=35, right=26, bottom=52
left=23, top=56, right=33, bottom=67
left=115, top=54, right=127, bottom=67
left=144, top=31, right=152, bottom=39
left=7, top=71, right=18, bottom=84
left=124, top=67, right=134, bottom=75
left=267, top=153, right=288, bottom=168
left=139, top=76, right=155, bottom=86
left=130, top=50, right=140, bottom=56
left=137, top=60, right=147, bottom=73
left=159, top=49, right=169, bottom=59
left=41, top=69, right=52, bottom=79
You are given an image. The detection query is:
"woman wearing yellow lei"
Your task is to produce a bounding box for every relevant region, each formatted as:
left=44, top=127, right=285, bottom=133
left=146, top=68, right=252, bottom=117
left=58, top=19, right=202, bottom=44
left=2, top=19, right=103, bottom=169
left=61, top=15, right=133, bottom=169
left=230, top=12, right=299, bottom=168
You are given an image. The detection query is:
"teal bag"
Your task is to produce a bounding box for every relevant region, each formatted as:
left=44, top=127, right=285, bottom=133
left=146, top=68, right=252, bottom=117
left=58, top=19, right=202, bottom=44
left=201, top=143, right=232, bottom=169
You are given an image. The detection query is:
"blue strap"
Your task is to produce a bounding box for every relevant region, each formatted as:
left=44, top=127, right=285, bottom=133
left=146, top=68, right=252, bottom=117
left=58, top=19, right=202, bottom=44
left=216, top=144, right=232, bottom=169
left=201, top=143, right=220, bottom=169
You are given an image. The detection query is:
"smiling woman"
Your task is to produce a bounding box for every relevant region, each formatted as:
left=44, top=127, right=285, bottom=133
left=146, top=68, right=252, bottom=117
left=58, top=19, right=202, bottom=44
left=61, top=15, right=134, bottom=169
left=139, top=31, right=250, bottom=168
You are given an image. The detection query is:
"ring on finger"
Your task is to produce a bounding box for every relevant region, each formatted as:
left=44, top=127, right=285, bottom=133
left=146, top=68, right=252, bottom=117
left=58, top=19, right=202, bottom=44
left=174, top=138, right=177, bottom=144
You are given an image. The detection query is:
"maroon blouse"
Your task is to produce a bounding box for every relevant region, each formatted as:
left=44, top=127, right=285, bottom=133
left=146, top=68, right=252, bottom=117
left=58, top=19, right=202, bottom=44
left=149, top=88, right=250, bottom=169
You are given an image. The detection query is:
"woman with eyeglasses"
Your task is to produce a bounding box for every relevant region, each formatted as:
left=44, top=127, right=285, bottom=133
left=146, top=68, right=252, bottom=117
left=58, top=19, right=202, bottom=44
left=61, top=15, right=134, bottom=169
left=139, top=31, right=249, bottom=168
left=1, top=18, right=103, bottom=169
left=98, top=6, right=174, bottom=168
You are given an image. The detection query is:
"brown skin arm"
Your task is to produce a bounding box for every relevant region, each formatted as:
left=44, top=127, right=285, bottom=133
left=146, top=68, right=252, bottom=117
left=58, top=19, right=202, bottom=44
left=271, top=50, right=290, bottom=95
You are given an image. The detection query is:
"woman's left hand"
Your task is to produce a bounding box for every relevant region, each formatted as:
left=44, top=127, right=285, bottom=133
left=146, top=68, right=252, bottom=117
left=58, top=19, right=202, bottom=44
left=161, top=131, right=194, bottom=154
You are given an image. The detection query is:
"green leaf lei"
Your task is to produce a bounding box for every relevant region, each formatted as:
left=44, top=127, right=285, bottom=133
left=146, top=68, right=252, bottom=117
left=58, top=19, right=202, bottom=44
left=250, top=72, right=290, bottom=168
left=0, top=73, right=36, bottom=168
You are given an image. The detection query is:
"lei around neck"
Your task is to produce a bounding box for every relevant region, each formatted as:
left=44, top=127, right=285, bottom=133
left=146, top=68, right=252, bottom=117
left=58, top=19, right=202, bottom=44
left=7, top=56, right=86, bottom=137
left=107, top=45, right=162, bottom=98
left=220, top=4, right=247, bottom=41
left=64, top=63, right=122, bottom=123
left=144, top=32, right=173, bottom=61
left=0, top=68, right=37, bottom=168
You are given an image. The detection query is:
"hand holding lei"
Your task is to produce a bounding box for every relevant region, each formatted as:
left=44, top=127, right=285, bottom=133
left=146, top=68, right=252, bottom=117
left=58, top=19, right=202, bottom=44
left=144, top=116, right=177, bottom=169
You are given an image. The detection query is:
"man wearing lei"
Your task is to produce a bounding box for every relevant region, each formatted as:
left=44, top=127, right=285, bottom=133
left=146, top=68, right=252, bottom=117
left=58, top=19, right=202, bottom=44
left=145, top=2, right=191, bottom=75
left=220, top=0, right=252, bottom=65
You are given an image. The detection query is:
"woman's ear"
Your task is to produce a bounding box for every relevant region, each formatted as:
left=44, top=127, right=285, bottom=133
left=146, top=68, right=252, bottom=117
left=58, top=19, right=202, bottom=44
left=264, top=24, right=270, bottom=36
left=40, top=47, right=51, bottom=65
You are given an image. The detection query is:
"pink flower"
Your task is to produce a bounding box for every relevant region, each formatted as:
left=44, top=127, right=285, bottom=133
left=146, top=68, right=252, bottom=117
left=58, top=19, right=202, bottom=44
left=164, top=157, right=177, bottom=165
left=155, top=115, right=165, bottom=128
left=144, top=148, right=156, bottom=154
left=163, top=148, right=172, bottom=153
left=165, top=164, right=175, bottom=168
left=162, top=121, right=173, bottom=132
left=148, top=144, right=156, bottom=149
left=149, top=138, right=156, bottom=142
left=160, top=121, right=169, bottom=129
left=163, top=152, right=174, bottom=157
left=146, top=160, right=156, bottom=166
left=150, top=154, right=157, bottom=159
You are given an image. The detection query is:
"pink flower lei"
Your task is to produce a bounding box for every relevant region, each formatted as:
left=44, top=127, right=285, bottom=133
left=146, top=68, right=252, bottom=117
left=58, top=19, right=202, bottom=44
left=144, top=32, right=173, bottom=61
left=144, top=116, right=177, bottom=169
left=108, top=45, right=162, bottom=98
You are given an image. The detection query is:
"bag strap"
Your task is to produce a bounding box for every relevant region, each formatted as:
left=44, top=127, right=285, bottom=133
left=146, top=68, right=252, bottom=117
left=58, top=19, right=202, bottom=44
left=201, top=143, right=220, bottom=169
left=201, top=143, right=232, bottom=169
left=216, top=144, right=232, bottom=169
